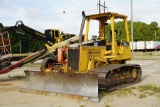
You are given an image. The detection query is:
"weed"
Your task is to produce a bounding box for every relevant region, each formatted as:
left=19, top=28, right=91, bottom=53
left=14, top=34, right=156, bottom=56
left=138, top=84, right=160, bottom=93
left=130, top=86, right=136, bottom=89
left=117, top=89, right=128, bottom=97
left=144, top=91, right=154, bottom=96
left=99, top=91, right=109, bottom=97
left=106, top=105, right=110, bottom=107
left=8, top=75, right=25, bottom=79
left=80, top=105, right=85, bottom=107
left=124, top=87, right=133, bottom=93
left=117, top=87, right=134, bottom=97
left=138, top=94, right=146, bottom=98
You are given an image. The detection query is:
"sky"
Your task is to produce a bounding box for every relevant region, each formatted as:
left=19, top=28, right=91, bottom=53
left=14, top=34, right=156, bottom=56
left=0, top=0, right=160, bottom=35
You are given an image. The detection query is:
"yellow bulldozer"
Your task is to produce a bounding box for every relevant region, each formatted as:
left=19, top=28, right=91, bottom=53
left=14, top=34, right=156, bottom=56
left=21, top=11, right=142, bottom=102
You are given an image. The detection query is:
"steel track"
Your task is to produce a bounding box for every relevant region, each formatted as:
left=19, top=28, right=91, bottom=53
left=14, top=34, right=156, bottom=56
left=92, top=64, right=142, bottom=91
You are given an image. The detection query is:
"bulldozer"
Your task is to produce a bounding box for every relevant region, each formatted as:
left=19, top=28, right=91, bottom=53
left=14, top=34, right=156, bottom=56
left=20, top=11, right=142, bottom=102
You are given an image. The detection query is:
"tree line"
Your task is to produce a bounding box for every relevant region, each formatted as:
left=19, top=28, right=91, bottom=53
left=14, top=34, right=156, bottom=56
left=0, top=23, right=45, bottom=54
left=0, top=21, right=160, bottom=54
left=105, top=21, right=160, bottom=41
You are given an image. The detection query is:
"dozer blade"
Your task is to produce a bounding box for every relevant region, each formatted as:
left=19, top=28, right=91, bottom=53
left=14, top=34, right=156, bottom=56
left=21, top=70, right=99, bottom=102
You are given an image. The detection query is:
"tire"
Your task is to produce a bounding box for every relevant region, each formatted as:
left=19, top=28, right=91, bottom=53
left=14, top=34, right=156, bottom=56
left=41, top=57, right=57, bottom=69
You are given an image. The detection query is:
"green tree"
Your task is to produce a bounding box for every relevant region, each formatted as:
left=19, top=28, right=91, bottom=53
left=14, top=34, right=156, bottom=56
left=9, top=29, right=45, bottom=53
left=105, top=21, right=160, bottom=41
left=0, top=23, right=4, bottom=28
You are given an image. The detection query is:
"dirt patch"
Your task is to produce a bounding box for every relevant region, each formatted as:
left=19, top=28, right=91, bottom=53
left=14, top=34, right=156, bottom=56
left=0, top=83, right=11, bottom=86
left=0, top=86, right=20, bottom=93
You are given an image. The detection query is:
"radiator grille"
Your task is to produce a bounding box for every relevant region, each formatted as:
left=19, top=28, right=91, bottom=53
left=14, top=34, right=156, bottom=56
left=67, top=48, right=80, bottom=71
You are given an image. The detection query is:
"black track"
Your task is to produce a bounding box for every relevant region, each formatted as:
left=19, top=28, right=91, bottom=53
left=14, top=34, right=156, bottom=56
left=92, top=64, right=142, bottom=91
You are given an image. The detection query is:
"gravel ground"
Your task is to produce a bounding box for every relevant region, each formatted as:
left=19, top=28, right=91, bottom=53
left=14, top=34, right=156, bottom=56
left=0, top=60, right=160, bottom=107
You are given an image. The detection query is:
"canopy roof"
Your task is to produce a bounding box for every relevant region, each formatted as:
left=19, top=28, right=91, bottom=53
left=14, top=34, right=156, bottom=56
left=86, top=12, right=128, bottom=20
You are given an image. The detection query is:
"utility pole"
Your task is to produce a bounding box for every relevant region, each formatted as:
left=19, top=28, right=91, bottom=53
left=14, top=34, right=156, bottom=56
left=104, top=1, right=107, bottom=13
left=99, top=0, right=101, bottom=14
left=97, top=0, right=108, bottom=34
left=16, top=31, right=25, bottom=54
left=155, top=30, right=157, bottom=41
left=97, top=0, right=108, bottom=14
left=155, top=30, right=157, bottom=51
left=19, top=39, right=21, bottom=54
left=131, top=0, right=134, bottom=58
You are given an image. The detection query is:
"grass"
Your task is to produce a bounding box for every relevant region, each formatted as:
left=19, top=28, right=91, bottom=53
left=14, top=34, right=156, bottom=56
left=117, top=89, right=128, bottom=97
left=138, top=94, right=146, bottom=98
left=137, top=84, right=160, bottom=93
left=115, top=84, right=160, bottom=98
left=117, top=86, right=136, bottom=97
left=137, top=84, right=160, bottom=99
left=106, top=105, right=110, bottom=107
left=143, top=52, right=152, bottom=56
left=99, top=91, right=109, bottom=97
left=8, top=75, right=25, bottom=79
left=144, top=91, right=154, bottom=96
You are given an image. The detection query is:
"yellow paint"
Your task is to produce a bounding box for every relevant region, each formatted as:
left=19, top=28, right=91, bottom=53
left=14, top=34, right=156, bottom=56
left=35, top=31, right=46, bottom=38
left=85, top=20, right=90, bottom=42
left=65, top=12, right=132, bottom=73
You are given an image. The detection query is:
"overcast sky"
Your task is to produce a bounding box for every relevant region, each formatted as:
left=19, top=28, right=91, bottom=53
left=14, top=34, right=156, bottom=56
left=0, top=0, right=160, bottom=35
